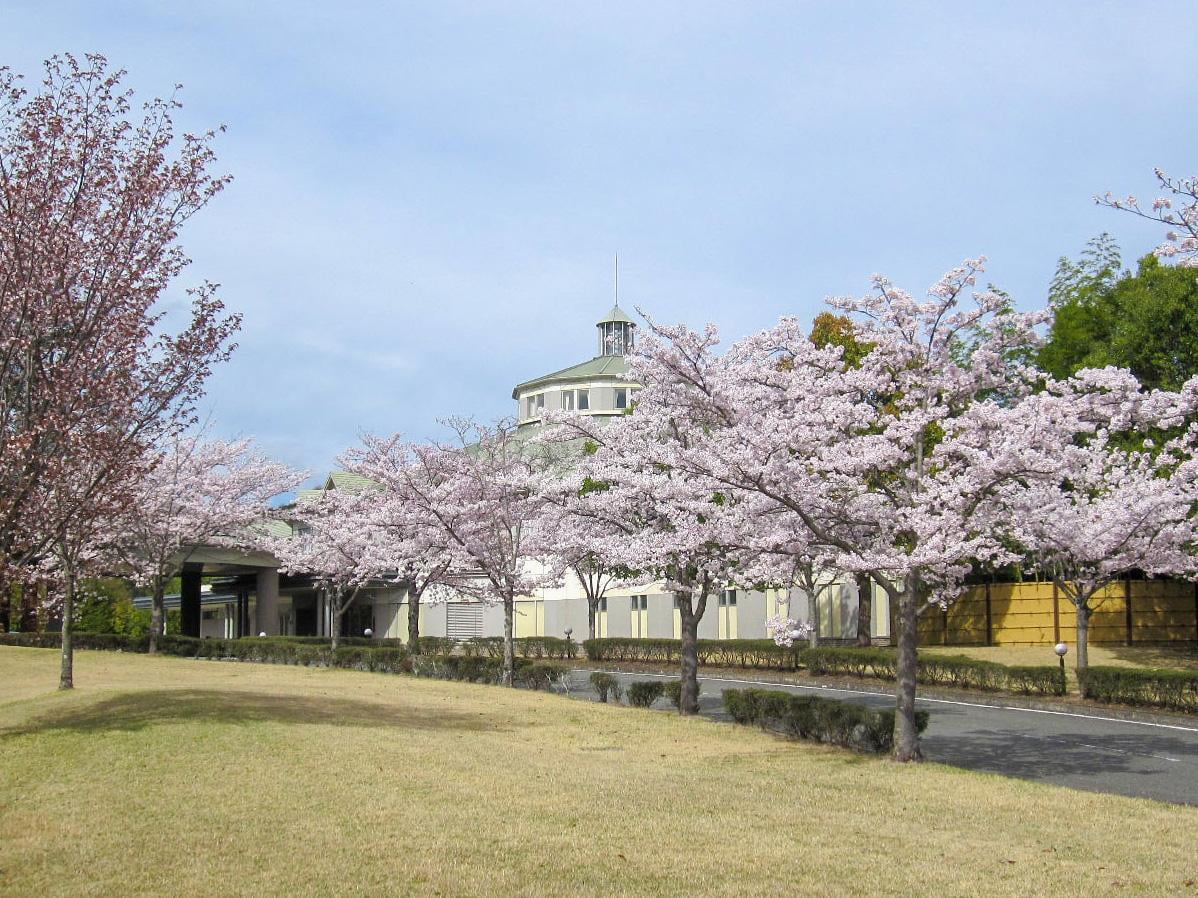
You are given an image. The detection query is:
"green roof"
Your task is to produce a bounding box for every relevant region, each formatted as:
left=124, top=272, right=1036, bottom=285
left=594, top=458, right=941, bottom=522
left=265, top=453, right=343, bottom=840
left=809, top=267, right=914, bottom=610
left=323, top=471, right=379, bottom=493
left=597, top=304, right=635, bottom=325
left=511, top=354, right=631, bottom=399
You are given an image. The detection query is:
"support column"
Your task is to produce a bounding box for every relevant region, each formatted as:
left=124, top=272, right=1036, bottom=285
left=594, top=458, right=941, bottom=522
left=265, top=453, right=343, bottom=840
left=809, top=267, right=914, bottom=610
left=255, top=568, right=280, bottom=636
left=180, top=564, right=203, bottom=638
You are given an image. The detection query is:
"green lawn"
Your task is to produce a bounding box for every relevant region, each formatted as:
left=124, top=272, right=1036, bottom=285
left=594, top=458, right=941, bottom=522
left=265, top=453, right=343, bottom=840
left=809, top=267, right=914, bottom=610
left=1, top=647, right=1195, bottom=897
left=921, top=642, right=1198, bottom=690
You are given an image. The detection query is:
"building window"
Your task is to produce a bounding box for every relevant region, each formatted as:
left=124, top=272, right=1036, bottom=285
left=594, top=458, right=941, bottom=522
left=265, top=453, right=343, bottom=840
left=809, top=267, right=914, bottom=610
left=563, top=390, right=575, bottom=411
left=536, top=393, right=545, bottom=411
left=525, top=396, right=536, bottom=418
left=720, top=589, right=738, bottom=608
left=615, top=388, right=628, bottom=409
left=599, top=597, right=607, bottom=612
left=577, top=389, right=589, bottom=410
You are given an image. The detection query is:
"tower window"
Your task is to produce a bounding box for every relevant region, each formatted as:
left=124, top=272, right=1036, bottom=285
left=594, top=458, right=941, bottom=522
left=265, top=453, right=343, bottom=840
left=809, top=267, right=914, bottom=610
left=614, top=388, right=628, bottom=409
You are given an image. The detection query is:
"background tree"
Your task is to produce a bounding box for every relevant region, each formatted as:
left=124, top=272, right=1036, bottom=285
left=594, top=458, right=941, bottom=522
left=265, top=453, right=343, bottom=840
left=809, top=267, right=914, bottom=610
left=634, top=262, right=1048, bottom=759
left=531, top=467, right=633, bottom=641
left=998, top=369, right=1198, bottom=686
left=350, top=420, right=553, bottom=686
left=1040, top=238, right=1198, bottom=391
left=268, top=489, right=379, bottom=651
left=0, top=55, right=239, bottom=688
left=120, top=433, right=303, bottom=652
left=1098, top=168, right=1198, bottom=267
left=340, top=435, right=454, bottom=652
left=545, top=324, right=751, bottom=716
left=809, top=312, right=875, bottom=644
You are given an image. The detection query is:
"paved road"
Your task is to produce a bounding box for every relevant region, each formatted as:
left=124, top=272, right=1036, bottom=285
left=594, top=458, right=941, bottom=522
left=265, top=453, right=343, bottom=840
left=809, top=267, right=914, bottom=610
left=566, top=668, right=1198, bottom=806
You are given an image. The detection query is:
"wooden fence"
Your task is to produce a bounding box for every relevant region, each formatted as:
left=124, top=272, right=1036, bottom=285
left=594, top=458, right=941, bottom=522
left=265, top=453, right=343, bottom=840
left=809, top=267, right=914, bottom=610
left=914, top=579, right=1198, bottom=646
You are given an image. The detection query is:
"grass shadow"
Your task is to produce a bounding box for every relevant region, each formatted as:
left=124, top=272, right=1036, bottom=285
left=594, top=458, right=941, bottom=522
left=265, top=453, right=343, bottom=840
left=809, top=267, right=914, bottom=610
left=0, top=688, right=504, bottom=740
left=1099, top=643, right=1198, bottom=670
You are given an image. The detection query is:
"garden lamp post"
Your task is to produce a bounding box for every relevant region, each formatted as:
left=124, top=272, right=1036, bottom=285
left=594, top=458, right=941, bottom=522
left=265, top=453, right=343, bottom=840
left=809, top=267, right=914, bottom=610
left=1054, top=641, right=1068, bottom=684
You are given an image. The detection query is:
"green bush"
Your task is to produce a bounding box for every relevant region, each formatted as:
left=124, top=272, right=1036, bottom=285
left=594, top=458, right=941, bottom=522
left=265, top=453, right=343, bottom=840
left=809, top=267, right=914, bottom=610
left=589, top=672, right=622, bottom=703
left=1006, top=665, right=1067, bottom=696
left=516, top=661, right=570, bottom=691
left=627, top=680, right=666, bottom=708
left=1079, top=666, right=1198, bottom=712
left=461, top=636, right=577, bottom=660
left=583, top=637, right=800, bottom=670
left=663, top=680, right=682, bottom=709
left=800, top=647, right=1064, bottom=696
left=722, top=688, right=930, bottom=753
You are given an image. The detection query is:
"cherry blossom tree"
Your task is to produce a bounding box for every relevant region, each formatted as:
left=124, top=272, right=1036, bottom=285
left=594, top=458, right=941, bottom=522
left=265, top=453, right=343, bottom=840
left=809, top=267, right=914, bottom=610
left=119, top=433, right=304, bottom=653
left=542, top=353, right=752, bottom=715
left=339, top=435, right=454, bottom=651
left=268, top=488, right=382, bottom=651
left=995, top=369, right=1198, bottom=687
left=1099, top=168, right=1198, bottom=267
left=623, top=261, right=1049, bottom=758
left=530, top=468, right=633, bottom=641
left=0, top=55, right=239, bottom=688
left=348, top=420, right=554, bottom=685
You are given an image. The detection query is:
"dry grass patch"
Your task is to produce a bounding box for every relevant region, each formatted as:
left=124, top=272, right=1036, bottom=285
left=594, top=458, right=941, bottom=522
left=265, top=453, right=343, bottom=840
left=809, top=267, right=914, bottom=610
left=0, top=647, right=1194, bottom=898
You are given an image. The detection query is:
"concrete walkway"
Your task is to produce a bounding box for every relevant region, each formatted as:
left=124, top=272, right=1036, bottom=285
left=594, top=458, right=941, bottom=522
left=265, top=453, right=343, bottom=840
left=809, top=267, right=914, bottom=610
left=566, top=668, right=1198, bottom=806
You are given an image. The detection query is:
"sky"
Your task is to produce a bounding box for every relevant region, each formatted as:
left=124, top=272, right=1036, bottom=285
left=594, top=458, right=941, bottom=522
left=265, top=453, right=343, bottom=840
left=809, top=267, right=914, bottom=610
left=3, top=2, right=1195, bottom=483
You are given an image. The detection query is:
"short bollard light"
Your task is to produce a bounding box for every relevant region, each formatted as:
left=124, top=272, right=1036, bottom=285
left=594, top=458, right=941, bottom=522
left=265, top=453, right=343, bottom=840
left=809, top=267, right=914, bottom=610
left=364, top=628, right=374, bottom=638
left=1054, top=642, right=1068, bottom=683
left=258, top=631, right=266, bottom=638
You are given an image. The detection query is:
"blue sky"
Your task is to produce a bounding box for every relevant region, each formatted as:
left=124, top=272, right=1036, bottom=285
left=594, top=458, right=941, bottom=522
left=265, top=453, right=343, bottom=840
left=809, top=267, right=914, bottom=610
left=3, top=2, right=1194, bottom=480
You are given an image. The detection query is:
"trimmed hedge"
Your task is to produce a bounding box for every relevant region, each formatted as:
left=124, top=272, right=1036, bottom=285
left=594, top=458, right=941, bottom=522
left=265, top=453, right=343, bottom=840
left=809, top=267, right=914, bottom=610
left=409, top=654, right=570, bottom=691
left=0, top=632, right=149, bottom=651
left=581, top=638, right=1066, bottom=697
left=1079, top=666, right=1198, bottom=712
left=723, top=687, right=930, bottom=754
left=459, top=636, right=578, bottom=660
left=584, top=637, right=802, bottom=670
left=802, top=647, right=1066, bottom=696
left=627, top=680, right=666, bottom=708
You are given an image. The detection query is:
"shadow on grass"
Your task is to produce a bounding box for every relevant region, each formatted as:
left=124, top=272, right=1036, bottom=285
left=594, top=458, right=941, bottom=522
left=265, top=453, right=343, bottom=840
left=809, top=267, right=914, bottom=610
left=0, top=689, right=502, bottom=740
left=1100, top=643, right=1198, bottom=670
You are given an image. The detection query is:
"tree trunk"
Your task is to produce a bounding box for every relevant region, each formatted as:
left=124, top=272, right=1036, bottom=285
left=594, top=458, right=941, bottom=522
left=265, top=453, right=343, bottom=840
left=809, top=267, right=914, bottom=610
left=855, top=573, right=872, bottom=647
left=149, top=578, right=166, bottom=654
left=407, top=588, right=421, bottom=653
left=19, top=582, right=38, bottom=632
left=808, top=587, right=820, bottom=649
left=892, top=579, right=923, bottom=762
left=330, top=599, right=342, bottom=651
left=502, top=594, right=515, bottom=687
left=0, top=580, right=10, bottom=633
left=678, top=592, right=701, bottom=715
left=587, top=596, right=598, bottom=641
left=1076, top=600, right=1092, bottom=697
left=59, top=568, right=75, bottom=691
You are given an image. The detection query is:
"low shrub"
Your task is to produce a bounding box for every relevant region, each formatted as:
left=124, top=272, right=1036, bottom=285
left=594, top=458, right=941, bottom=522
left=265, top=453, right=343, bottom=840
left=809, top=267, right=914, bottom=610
left=800, top=647, right=1064, bottom=696
left=722, top=688, right=930, bottom=753
left=584, top=637, right=800, bottom=670
left=627, top=680, right=665, bottom=708
left=1079, top=666, right=1198, bottom=712
left=461, top=636, right=577, bottom=660
left=589, top=672, right=622, bottom=703
left=1006, top=665, right=1067, bottom=696
left=516, top=661, right=571, bottom=691
left=663, top=680, right=682, bottom=709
